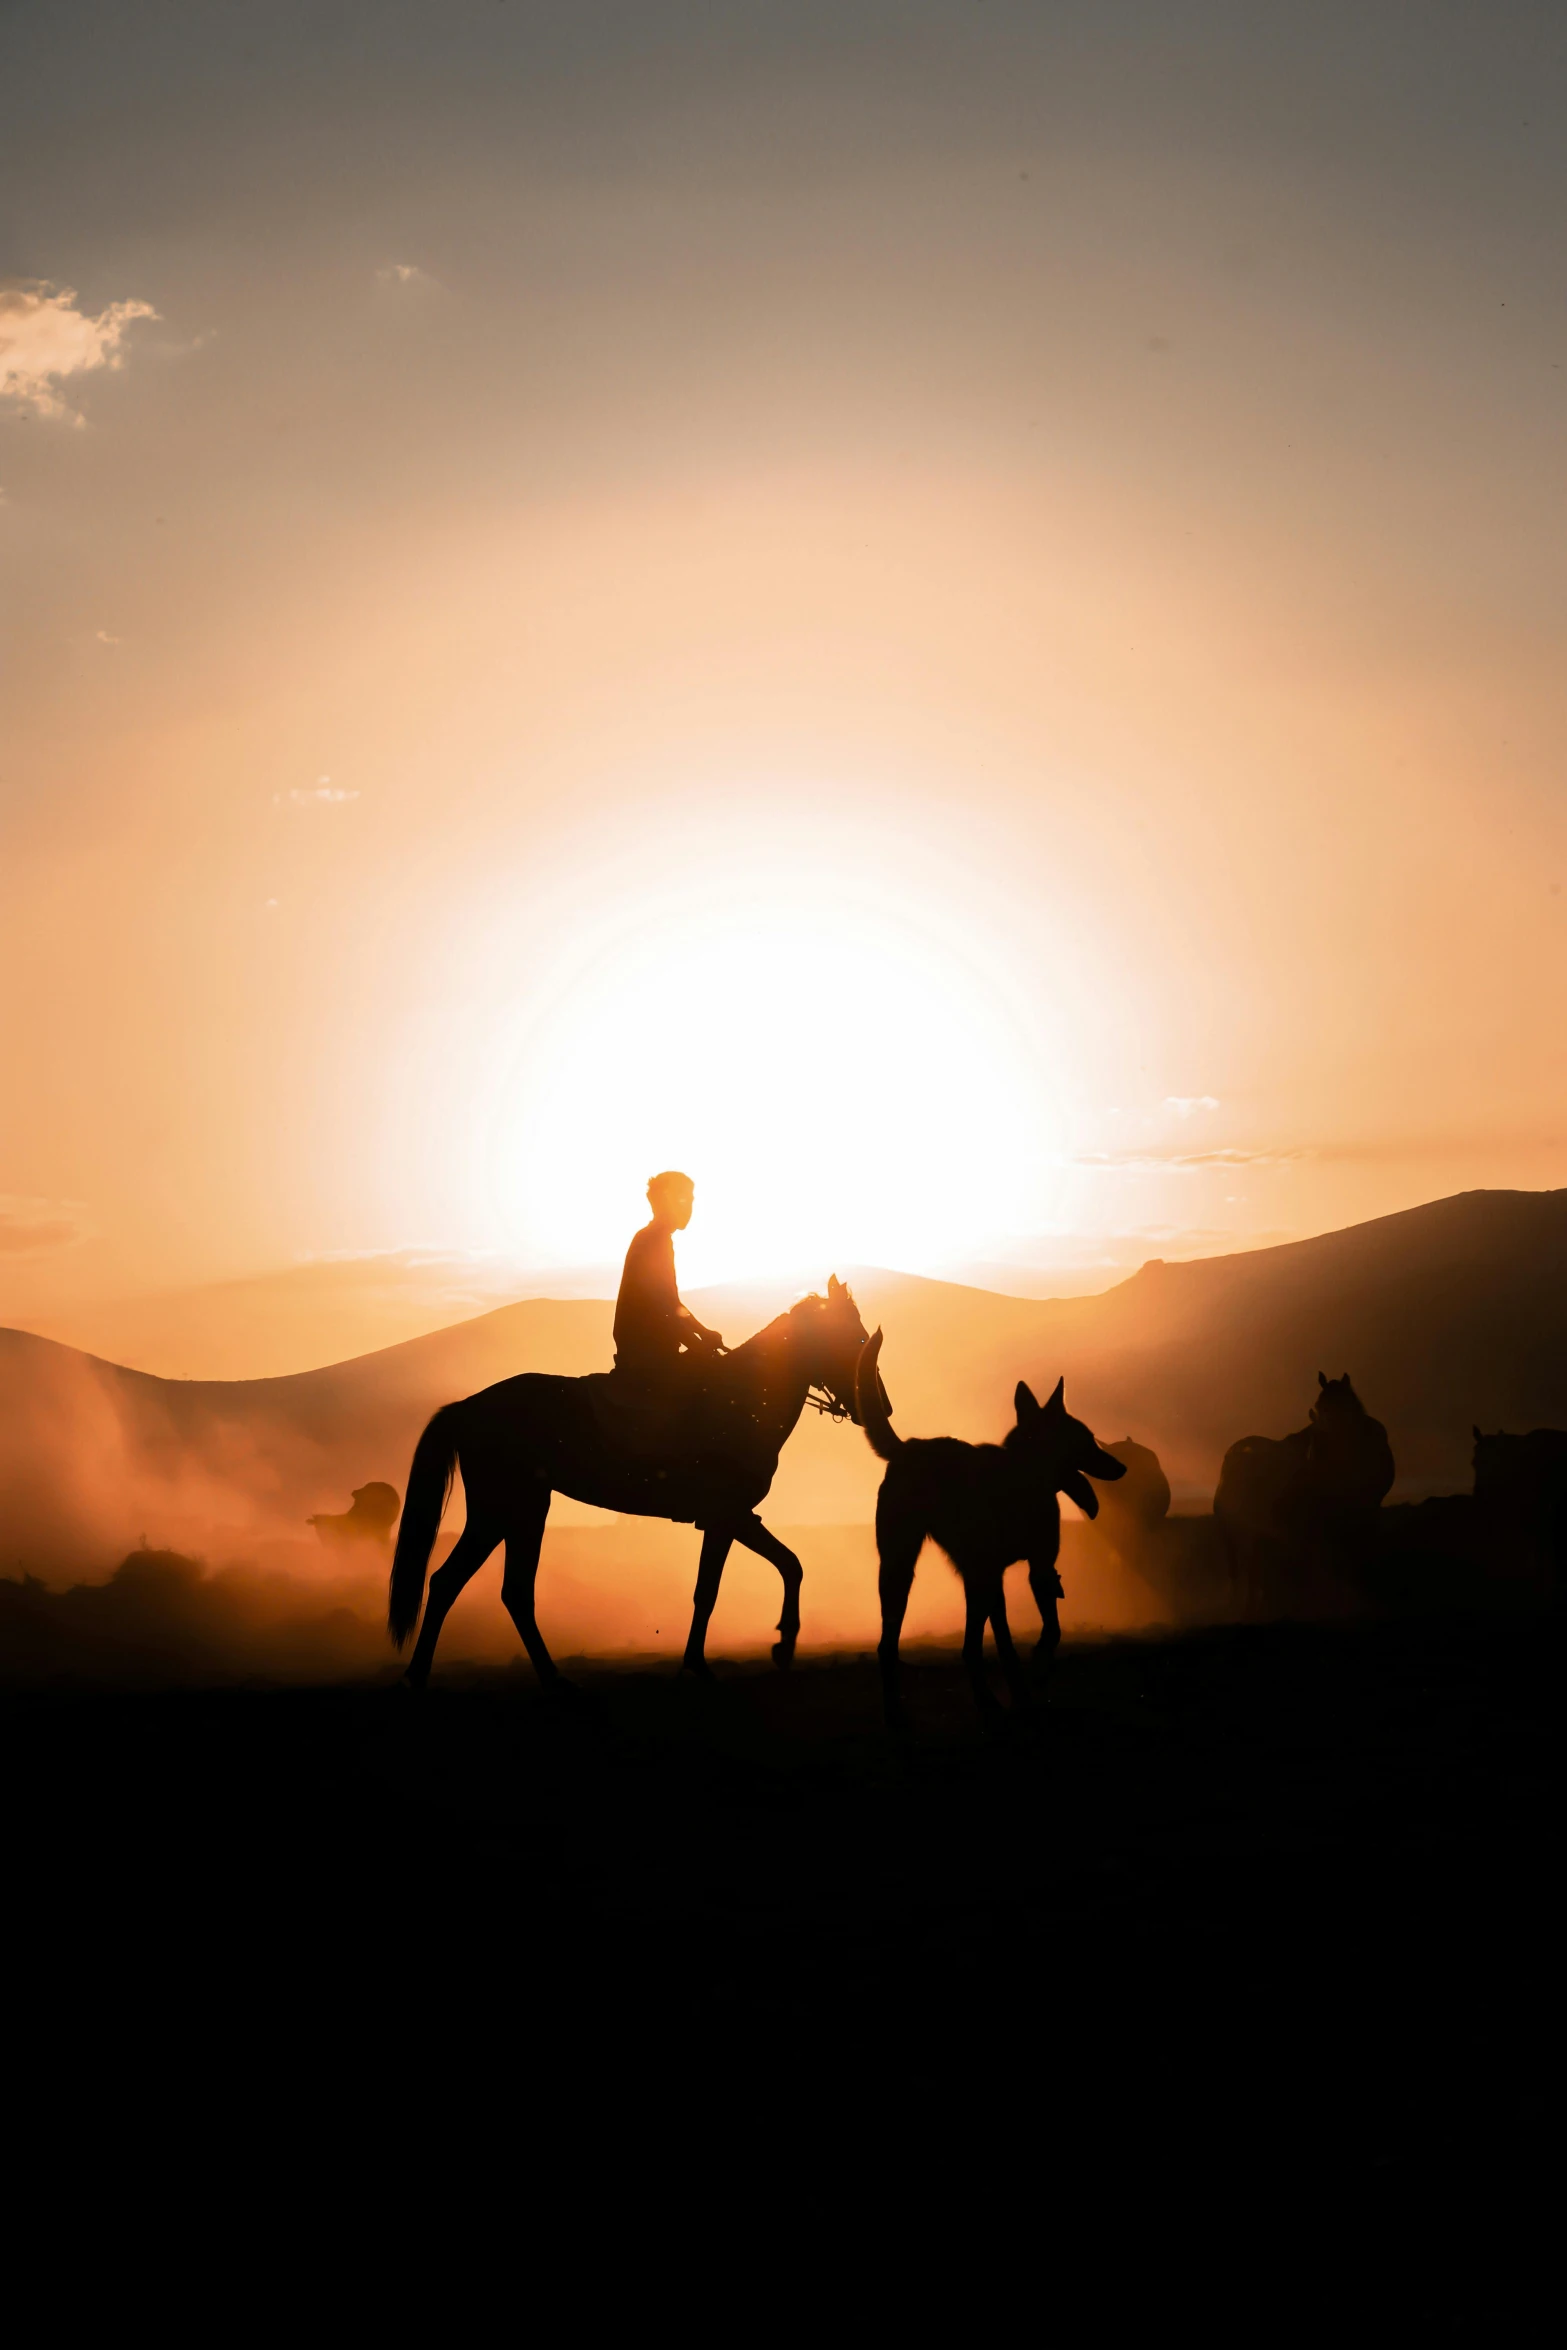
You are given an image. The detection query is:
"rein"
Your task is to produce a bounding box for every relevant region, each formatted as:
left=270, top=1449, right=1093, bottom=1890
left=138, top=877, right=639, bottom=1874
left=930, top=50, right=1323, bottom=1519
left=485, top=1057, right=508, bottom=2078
left=805, top=1384, right=853, bottom=1421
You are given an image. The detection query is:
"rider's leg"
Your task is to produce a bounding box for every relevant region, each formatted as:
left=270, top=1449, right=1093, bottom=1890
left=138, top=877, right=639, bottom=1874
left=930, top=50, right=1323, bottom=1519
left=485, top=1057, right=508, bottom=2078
left=405, top=1519, right=500, bottom=1689
left=736, top=1515, right=803, bottom=1668
left=875, top=1500, right=922, bottom=1728
left=682, top=1525, right=734, bottom=1674
left=499, top=1482, right=559, bottom=1686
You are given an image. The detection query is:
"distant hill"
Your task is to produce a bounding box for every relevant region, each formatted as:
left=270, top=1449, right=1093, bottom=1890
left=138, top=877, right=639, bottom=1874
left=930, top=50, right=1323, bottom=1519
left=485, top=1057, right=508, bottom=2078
left=4, top=1190, right=1564, bottom=1579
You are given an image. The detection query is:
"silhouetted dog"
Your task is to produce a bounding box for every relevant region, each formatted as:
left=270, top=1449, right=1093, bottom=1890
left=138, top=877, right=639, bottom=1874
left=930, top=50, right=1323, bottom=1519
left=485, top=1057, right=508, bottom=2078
left=308, top=1482, right=401, bottom=1550
left=855, top=1330, right=1125, bottom=1726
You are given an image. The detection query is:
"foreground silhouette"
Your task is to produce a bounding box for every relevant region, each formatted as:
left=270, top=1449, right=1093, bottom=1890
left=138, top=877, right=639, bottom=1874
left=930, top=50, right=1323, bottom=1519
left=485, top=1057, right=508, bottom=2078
left=855, top=1330, right=1125, bottom=1725
left=389, top=1277, right=880, bottom=1687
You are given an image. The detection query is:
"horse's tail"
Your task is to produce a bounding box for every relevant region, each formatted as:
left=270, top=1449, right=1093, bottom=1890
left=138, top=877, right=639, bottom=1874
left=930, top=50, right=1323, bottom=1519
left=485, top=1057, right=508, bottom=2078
left=856, top=1330, right=901, bottom=1461
left=388, top=1404, right=463, bottom=1649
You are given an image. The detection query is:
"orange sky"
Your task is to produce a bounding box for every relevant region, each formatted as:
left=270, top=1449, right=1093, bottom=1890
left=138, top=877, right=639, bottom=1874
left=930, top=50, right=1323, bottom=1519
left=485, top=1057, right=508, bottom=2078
left=3, top=1, right=1564, bottom=1358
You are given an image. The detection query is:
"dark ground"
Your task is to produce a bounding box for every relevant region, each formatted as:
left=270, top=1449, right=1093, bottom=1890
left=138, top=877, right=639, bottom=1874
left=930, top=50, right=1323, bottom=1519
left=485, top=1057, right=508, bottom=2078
left=5, top=1618, right=1557, bottom=2317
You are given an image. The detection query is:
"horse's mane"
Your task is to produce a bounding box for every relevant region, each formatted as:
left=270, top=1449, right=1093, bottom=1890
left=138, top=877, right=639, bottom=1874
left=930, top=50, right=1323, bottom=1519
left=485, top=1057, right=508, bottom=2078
left=723, top=1289, right=845, bottom=1368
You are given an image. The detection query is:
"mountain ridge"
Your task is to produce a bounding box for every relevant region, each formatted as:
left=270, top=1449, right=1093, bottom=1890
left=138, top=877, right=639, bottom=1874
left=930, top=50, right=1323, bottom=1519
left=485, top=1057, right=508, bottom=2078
left=4, top=1189, right=1564, bottom=1578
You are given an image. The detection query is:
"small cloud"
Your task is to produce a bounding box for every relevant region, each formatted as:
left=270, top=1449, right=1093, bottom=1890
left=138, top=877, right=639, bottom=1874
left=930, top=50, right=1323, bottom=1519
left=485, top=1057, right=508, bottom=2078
left=1074, top=1147, right=1303, bottom=1172
left=1165, top=1095, right=1220, bottom=1117
left=288, top=777, right=359, bottom=804
left=376, top=262, right=436, bottom=289
left=0, top=1194, right=91, bottom=1257
left=95, top=629, right=120, bottom=645
left=0, top=278, right=159, bottom=422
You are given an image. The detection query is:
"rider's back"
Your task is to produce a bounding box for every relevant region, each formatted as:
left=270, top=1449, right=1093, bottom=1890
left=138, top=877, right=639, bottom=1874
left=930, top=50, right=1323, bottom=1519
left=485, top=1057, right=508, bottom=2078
left=613, top=1219, right=682, bottom=1374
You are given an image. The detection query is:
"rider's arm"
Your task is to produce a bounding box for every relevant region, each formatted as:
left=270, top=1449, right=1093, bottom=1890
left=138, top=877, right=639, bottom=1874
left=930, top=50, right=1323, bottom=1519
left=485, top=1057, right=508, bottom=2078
left=675, top=1303, right=724, bottom=1349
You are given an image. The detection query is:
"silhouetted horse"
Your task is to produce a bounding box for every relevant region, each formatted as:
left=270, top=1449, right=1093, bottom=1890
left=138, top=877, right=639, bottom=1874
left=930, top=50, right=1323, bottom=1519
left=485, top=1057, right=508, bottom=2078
left=1472, top=1425, right=1567, bottom=1587
left=855, top=1331, right=1125, bottom=1726
left=308, top=1482, right=400, bottom=1550
left=389, top=1277, right=880, bottom=1688
left=1215, top=1371, right=1394, bottom=1614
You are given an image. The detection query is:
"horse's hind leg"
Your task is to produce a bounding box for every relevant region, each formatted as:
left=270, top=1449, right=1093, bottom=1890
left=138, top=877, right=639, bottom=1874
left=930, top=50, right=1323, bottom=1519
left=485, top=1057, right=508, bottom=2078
left=681, top=1525, right=734, bottom=1678
left=405, top=1520, right=501, bottom=1689
left=499, top=1482, right=564, bottom=1690
left=735, top=1515, right=803, bottom=1669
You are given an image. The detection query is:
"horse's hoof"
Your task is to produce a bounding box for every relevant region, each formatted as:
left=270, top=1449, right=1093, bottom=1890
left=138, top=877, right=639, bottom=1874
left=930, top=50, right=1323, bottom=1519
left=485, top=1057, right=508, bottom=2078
left=680, top=1656, right=715, bottom=1683
left=771, top=1638, right=796, bottom=1672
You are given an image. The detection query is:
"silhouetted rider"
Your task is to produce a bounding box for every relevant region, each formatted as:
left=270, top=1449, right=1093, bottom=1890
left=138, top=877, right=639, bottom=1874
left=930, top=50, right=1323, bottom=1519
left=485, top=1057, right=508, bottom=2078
left=613, top=1171, right=724, bottom=1380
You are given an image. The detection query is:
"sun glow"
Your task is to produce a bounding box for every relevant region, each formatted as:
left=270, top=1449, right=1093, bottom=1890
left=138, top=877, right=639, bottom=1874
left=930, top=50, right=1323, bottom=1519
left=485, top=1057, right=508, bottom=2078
left=475, top=881, right=1062, bottom=1282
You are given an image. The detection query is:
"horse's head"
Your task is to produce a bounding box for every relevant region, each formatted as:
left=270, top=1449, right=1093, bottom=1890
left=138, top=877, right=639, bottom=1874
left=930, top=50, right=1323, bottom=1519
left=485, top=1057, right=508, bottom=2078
left=1310, top=1371, right=1364, bottom=1426
left=791, top=1274, right=885, bottom=1425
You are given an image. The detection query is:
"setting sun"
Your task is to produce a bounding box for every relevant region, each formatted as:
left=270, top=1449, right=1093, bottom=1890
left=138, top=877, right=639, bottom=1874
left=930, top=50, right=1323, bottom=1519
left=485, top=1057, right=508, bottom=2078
left=469, top=866, right=1060, bottom=1279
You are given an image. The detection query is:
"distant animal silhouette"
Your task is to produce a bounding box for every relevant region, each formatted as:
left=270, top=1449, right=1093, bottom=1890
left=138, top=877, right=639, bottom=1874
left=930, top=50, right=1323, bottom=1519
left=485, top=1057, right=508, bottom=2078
left=1471, top=1425, right=1567, bottom=1585
left=1077, top=1435, right=1175, bottom=1593
left=1216, top=1372, right=1394, bottom=1613
left=855, top=1330, right=1125, bottom=1727
left=389, top=1278, right=881, bottom=1689
left=1093, top=1437, right=1171, bottom=1539
left=308, top=1482, right=401, bottom=1549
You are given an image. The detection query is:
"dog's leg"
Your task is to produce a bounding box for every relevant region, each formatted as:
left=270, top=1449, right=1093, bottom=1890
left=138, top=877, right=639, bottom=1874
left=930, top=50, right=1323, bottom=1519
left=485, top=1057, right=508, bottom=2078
left=1028, top=1556, right=1063, bottom=1692
left=961, top=1580, right=1004, bottom=1724
left=989, top=1581, right=1033, bottom=1716
left=875, top=1494, right=922, bottom=1731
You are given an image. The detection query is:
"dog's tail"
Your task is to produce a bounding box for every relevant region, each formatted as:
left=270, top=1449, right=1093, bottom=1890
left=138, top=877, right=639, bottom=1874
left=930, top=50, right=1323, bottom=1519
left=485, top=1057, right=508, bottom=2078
left=856, top=1330, right=901, bottom=1460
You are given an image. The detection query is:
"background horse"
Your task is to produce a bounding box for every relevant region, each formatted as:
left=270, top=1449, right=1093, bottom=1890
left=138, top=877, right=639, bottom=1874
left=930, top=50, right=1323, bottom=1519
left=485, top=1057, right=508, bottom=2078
left=388, top=1277, right=881, bottom=1688
left=1216, top=1370, right=1394, bottom=1614
left=1472, top=1424, right=1567, bottom=1591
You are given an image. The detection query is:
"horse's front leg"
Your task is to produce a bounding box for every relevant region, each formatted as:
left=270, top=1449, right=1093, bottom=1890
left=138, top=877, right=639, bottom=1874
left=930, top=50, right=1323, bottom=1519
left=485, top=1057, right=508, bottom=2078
left=735, top=1515, right=803, bottom=1669
left=682, top=1525, right=734, bottom=1677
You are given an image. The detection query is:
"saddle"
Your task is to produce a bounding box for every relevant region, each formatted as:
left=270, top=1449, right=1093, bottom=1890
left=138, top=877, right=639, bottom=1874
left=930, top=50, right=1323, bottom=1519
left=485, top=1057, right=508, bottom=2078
left=583, top=1358, right=765, bottom=1528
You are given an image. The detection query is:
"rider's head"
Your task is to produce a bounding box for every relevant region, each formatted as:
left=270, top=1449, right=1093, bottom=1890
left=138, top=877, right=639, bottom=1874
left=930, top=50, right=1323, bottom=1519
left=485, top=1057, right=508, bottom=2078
left=647, top=1170, right=695, bottom=1230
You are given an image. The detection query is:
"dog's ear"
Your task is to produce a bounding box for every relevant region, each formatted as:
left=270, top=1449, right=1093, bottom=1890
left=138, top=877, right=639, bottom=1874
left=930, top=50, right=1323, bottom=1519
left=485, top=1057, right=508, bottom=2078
left=1015, top=1381, right=1040, bottom=1419
left=1044, top=1376, right=1065, bottom=1417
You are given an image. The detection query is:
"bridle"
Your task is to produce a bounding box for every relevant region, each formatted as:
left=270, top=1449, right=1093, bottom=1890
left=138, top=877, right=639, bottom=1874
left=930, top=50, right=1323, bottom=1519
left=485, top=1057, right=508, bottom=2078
left=805, top=1383, right=853, bottom=1422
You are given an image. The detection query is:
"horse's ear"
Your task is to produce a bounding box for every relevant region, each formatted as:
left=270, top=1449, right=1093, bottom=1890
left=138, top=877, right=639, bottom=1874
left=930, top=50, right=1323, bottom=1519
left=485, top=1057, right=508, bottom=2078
left=1472, top=1424, right=1482, bottom=1441
left=1015, top=1381, right=1039, bottom=1419
left=828, top=1273, right=843, bottom=1299
left=1045, top=1376, right=1065, bottom=1416
left=1318, top=1371, right=1328, bottom=1388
